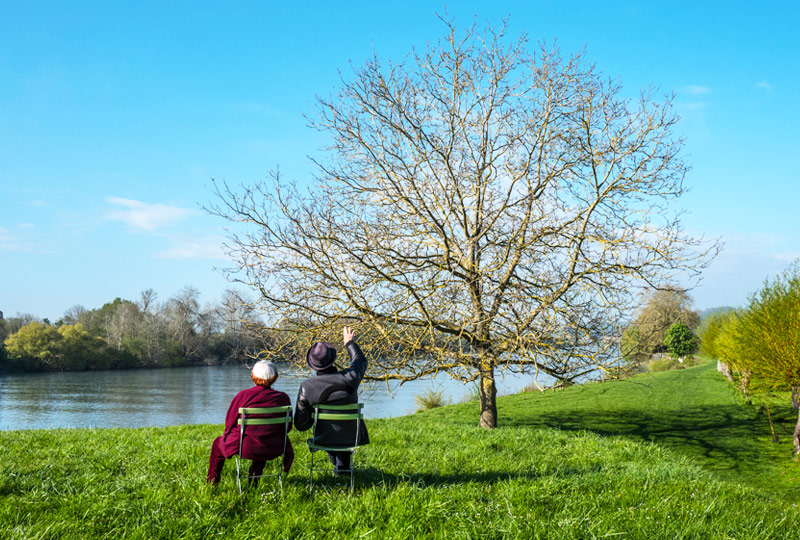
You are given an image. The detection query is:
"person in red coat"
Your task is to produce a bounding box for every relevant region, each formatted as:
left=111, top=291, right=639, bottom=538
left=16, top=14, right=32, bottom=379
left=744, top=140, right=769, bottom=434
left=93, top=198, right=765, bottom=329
left=206, top=360, right=294, bottom=485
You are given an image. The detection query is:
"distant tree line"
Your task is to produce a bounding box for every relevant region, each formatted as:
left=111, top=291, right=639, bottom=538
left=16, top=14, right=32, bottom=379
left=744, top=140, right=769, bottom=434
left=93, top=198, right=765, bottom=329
left=699, top=263, right=800, bottom=460
left=0, top=287, right=269, bottom=372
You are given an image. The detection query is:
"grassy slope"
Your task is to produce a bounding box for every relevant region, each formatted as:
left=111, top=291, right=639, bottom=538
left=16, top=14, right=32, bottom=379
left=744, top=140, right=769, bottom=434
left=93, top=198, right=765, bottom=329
left=1, top=361, right=799, bottom=539
left=433, top=360, right=800, bottom=498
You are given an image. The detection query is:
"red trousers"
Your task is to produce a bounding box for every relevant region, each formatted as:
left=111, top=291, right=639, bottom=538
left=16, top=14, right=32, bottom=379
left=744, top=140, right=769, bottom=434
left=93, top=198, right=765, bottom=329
left=206, top=436, right=294, bottom=485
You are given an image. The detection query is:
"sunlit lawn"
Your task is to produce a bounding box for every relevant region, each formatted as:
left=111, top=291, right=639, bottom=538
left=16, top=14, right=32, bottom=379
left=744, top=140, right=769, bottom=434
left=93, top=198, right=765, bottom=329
left=2, top=361, right=799, bottom=539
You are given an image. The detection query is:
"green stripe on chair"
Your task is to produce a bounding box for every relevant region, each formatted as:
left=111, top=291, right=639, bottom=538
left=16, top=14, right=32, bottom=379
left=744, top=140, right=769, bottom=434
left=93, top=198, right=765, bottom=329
left=239, top=406, right=291, bottom=414
left=238, top=417, right=289, bottom=426
left=316, top=413, right=363, bottom=421
left=312, top=403, right=363, bottom=411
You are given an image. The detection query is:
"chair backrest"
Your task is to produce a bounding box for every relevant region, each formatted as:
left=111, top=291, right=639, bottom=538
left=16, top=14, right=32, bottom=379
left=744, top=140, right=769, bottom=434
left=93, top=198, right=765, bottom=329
left=311, top=403, right=364, bottom=449
left=238, top=406, right=291, bottom=458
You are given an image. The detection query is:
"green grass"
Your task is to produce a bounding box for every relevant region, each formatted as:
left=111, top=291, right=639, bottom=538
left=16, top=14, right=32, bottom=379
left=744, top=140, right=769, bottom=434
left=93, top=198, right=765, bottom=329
left=434, top=360, right=800, bottom=497
left=2, top=361, right=800, bottom=539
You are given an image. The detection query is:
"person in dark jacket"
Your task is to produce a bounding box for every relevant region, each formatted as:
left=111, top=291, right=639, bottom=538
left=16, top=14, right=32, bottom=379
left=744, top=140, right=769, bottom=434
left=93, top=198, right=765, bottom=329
left=206, top=360, right=294, bottom=485
left=294, top=326, right=369, bottom=474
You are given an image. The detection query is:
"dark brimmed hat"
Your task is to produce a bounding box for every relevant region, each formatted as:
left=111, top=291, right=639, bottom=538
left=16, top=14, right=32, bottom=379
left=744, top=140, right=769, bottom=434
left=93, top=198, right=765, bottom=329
left=306, top=341, right=336, bottom=371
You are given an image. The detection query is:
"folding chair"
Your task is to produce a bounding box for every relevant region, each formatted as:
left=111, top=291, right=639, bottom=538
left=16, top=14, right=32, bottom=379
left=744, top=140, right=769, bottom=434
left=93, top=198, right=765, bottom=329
left=307, top=403, right=364, bottom=493
left=235, top=405, right=291, bottom=493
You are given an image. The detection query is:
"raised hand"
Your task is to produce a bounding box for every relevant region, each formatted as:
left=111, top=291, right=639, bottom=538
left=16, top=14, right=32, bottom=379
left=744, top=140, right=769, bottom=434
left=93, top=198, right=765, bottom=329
left=343, top=326, right=355, bottom=345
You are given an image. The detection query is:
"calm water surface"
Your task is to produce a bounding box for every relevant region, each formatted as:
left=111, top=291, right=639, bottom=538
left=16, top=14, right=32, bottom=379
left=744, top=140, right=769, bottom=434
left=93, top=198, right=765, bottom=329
left=0, top=364, right=549, bottom=430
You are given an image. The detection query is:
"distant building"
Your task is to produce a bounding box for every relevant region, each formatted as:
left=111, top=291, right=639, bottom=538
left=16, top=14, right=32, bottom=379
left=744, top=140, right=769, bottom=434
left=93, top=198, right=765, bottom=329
left=0, top=310, right=4, bottom=320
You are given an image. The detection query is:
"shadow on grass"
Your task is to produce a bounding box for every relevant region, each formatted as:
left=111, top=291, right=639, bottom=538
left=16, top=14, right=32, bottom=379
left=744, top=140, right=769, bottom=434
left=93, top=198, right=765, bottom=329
left=277, top=464, right=604, bottom=493
left=503, top=403, right=794, bottom=477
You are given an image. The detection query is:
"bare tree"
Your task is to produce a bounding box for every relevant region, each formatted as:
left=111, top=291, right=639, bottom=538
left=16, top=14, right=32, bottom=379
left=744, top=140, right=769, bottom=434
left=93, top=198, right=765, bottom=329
left=138, top=289, right=158, bottom=315
left=166, top=286, right=203, bottom=361
left=107, top=301, right=142, bottom=351
left=215, top=289, right=265, bottom=363
left=2, top=313, right=39, bottom=337
left=61, top=305, right=87, bottom=326
left=210, top=18, right=716, bottom=428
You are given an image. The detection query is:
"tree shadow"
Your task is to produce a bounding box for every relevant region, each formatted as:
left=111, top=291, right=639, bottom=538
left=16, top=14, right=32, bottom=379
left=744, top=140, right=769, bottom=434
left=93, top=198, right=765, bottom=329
left=502, top=403, right=792, bottom=477
left=285, top=464, right=604, bottom=493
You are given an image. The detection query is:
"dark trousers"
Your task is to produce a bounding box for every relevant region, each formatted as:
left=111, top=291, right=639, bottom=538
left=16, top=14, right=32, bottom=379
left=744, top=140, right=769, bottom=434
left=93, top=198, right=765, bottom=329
left=328, top=451, right=352, bottom=472
left=206, top=436, right=293, bottom=485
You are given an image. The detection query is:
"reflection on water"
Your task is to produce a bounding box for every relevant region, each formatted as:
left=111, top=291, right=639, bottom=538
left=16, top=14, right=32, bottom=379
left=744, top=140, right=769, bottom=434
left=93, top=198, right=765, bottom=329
left=0, top=364, right=549, bottom=430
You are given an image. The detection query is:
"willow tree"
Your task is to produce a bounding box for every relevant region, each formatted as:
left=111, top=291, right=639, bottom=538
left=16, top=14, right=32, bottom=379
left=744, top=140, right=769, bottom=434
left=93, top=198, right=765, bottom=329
left=211, top=18, right=713, bottom=428
left=739, top=265, right=800, bottom=458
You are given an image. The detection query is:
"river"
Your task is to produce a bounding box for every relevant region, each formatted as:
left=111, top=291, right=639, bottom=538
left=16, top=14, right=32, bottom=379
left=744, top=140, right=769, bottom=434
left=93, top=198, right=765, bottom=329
left=0, top=364, right=551, bottom=430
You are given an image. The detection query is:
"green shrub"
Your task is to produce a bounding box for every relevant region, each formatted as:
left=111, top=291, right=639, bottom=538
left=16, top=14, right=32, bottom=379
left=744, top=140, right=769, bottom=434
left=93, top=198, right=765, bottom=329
left=414, top=388, right=449, bottom=411
left=521, top=383, right=543, bottom=393
left=664, top=321, right=698, bottom=358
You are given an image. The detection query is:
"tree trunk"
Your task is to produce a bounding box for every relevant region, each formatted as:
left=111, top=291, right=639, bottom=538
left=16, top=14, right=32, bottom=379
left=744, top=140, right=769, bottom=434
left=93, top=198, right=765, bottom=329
left=794, top=408, right=800, bottom=462
left=740, top=370, right=751, bottom=404
left=765, top=402, right=778, bottom=443
left=479, top=365, right=498, bottom=429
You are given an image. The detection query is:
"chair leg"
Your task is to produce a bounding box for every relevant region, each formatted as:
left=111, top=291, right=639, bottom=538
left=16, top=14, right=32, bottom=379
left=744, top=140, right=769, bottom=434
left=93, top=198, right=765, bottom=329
left=279, top=453, right=285, bottom=489
left=235, top=456, right=243, bottom=494
left=309, top=451, right=315, bottom=493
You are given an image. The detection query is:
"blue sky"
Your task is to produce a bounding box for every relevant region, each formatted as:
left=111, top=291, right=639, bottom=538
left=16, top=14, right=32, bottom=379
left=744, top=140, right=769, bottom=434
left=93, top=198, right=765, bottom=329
left=1, top=1, right=798, bottom=321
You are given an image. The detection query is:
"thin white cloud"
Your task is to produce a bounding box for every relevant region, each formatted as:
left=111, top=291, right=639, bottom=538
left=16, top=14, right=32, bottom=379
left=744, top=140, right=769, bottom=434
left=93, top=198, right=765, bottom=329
left=0, top=226, right=34, bottom=252
left=104, top=198, right=226, bottom=260
left=105, top=197, right=199, bottom=232
left=155, top=235, right=229, bottom=260
left=719, top=232, right=781, bottom=255
left=676, top=85, right=712, bottom=115
left=682, top=85, right=711, bottom=96
left=775, top=253, right=800, bottom=263
left=708, top=234, right=799, bottom=273
left=757, top=81, right=773, bottom=92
